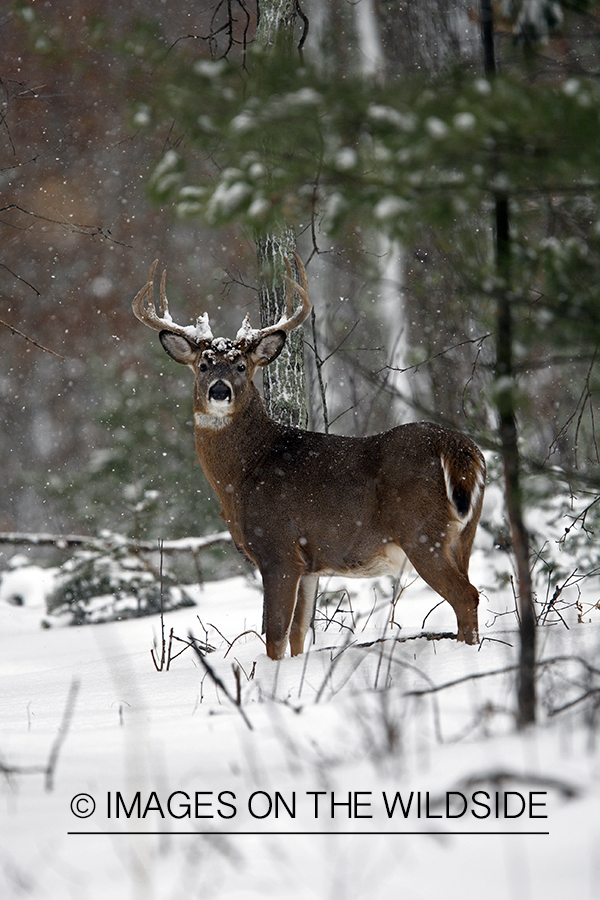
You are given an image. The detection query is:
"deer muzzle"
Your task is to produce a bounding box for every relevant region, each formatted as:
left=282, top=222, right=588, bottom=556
left=208, top=380, right=233, bottom=403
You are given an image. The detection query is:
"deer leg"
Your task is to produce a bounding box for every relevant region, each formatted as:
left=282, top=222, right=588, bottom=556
left=405, top=544, right=480, bottom=644
left=261, top=566, right=304, bottom=660
left=445, top=578, right=479, bottom=644
left=449, top=514, right=480, bottom=577
left=289, top=574, right=319, bottom=656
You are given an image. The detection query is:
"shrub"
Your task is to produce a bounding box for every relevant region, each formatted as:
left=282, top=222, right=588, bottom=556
left=46, top=545, right=194, bottom=625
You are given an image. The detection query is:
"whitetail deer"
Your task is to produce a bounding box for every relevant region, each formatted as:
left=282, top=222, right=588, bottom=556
left=133, top=254, right=485, bottom=659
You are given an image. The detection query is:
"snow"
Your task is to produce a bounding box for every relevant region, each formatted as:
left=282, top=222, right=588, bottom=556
left=454, top=112, right=477, bottom=132
left=193, top=313, right=215, bottom=343
left=367, top=105, right=417, bottom=133
left=206, top=175, right=253, bottom=221
left=1, top=549, right=600, bottom=900
left=374, top=196, right=411, bottom=222
left=425, top=117, right=449, bottom=140
left=235, top=315, right=261, bottom=345
left=247, top=196, right=271, bottom=221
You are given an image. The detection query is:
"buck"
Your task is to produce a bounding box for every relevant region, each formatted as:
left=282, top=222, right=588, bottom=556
left=133, top=254, right=485, bottom=660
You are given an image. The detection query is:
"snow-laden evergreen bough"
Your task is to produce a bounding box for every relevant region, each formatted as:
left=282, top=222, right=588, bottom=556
left=133, top=253, right=485, bottom=659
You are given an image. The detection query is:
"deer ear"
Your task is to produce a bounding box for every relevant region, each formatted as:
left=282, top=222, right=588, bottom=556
left=251, top=331, right=286, bottom=367
left=159, top=331, right=198, bottom=366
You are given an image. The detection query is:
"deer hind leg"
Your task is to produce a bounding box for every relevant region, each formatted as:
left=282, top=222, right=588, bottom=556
left=406, top=530, right=480, bottom=644
left=289, top=574, right=319, bottom=657
left=261, top=565, right=307, bottom=660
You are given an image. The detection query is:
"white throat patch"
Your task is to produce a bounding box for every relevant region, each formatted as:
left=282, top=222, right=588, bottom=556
left=194, top=412, right=232, bottom=431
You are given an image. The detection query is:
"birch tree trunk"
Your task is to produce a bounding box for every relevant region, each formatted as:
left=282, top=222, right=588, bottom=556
left=256, top=0, right=297, bottom=49
left=257, top=232, right=308, bottom=428
left=255, top=0, right=308, bottom=429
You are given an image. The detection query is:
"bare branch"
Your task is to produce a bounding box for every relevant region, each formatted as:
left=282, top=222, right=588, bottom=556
left=0, top=262, right=41, bottom=295
left=0, top=204, right=130, bottom=247
left=0, top=530, right=233, bottom=552
left=0, top=317, right=65, bottom=359
left=382, top=332, right=492, bottom=376
left=559, top=496, right=600, bottom=545
left=295, top=0, right=309, bottom=50
left=223, top=629, right=266, bottom=656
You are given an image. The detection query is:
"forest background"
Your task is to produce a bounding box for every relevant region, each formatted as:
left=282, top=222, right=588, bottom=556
left=2, top=0, right=600, bottom=631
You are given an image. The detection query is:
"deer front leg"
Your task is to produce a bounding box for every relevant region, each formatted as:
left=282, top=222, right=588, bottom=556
left=261, top=567, right=304, bottom=660
left=289, top=574, right=319, bottom=656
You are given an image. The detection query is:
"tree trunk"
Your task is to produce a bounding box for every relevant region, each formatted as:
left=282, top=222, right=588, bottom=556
left=481, top=0, right=536, bottom=727
left=256, top=1, right=309, bottom=638
left=494, top=194, right=536, bottom=728
left=257, top=232, right=308, bottom=428
left=255, top=0, right=308, bottom=429
left=256, top=0, right=297, bottom=49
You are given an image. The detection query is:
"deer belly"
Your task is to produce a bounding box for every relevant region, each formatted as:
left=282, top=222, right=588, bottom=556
left=319, top=541, right=407, bottom=579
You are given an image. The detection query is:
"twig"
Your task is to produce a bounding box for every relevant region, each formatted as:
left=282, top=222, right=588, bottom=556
left=206, top=621, right=233, bottom=651
left=444, top=768, right=579, bottom=801
left=0, top=262, right=40, bottom=295
left=382, top=333, right=492, bottom=376
left=402, top=654, right=600, bottom=701
left=545, top=349, right=598, bottom=467
left=321, top=590, right=353, bottom=633
left=309, top=307, right=330, bottom=432
left=314, top=640, right=356, bottom=703
left=150, top=540, right=168, bottom=671
left=233, top=664, right=243, bottom=705
left=361, top=585, right=380, bottom=632
left=0, top=203, right=130, bottom=247
left=559, top=495, right=600, bottom=545
left=297, top=629, right=314, bottom=699
left=187, top=632, right=253, bottom=730
left=548, top=687, right=600, bottom=717
left=167, top=633, right=212, bottom=663
left=45, top=678, right=80, bottom=791
left=403, top=664, right=520, bottom=698
left=421, top=599, right=445, bottom=631
left=0, top=316, right=65, bottom=359
left=223, top=629, right=266, bottom=656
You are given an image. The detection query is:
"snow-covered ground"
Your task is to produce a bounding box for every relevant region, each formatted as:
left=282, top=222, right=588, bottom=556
left=1, top=532, right=600, bottom=900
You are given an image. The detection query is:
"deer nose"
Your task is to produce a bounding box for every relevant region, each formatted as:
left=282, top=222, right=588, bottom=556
left=209, top=380, right=232, bottom=403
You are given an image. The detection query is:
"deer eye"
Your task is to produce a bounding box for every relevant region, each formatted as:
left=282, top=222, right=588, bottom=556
left=199, top=362, right=208, bottom=372
left=237, top=363, right=246, bottom=372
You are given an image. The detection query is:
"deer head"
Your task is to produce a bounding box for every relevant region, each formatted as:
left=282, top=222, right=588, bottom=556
left=132, top=253, right=311, bottom=428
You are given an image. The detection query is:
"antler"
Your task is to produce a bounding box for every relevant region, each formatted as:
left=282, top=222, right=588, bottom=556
left=235, top=251, right=311, bottom=346
left=132, top=259, right=214, bottom=344
left=133, top=254, right=310, bottom=350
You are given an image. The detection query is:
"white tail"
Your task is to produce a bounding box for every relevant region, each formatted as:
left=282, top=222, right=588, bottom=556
left=133, top=255, right=486, bottom=659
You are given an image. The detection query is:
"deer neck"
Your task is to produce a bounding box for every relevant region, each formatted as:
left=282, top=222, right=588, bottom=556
left=193, top=387, right=278, bottom=498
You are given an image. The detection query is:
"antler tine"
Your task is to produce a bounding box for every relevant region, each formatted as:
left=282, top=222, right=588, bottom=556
left=242, top=251, right=311, bottom=344
left=282, top=250, right=310, bottom=330
left=159, top=267, right=169, bottom=318
left=283, top=255, right=295, bottom=320
left=132, top=260, right=214, bottom=343
left=132, top=260, right=169, bottom=332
